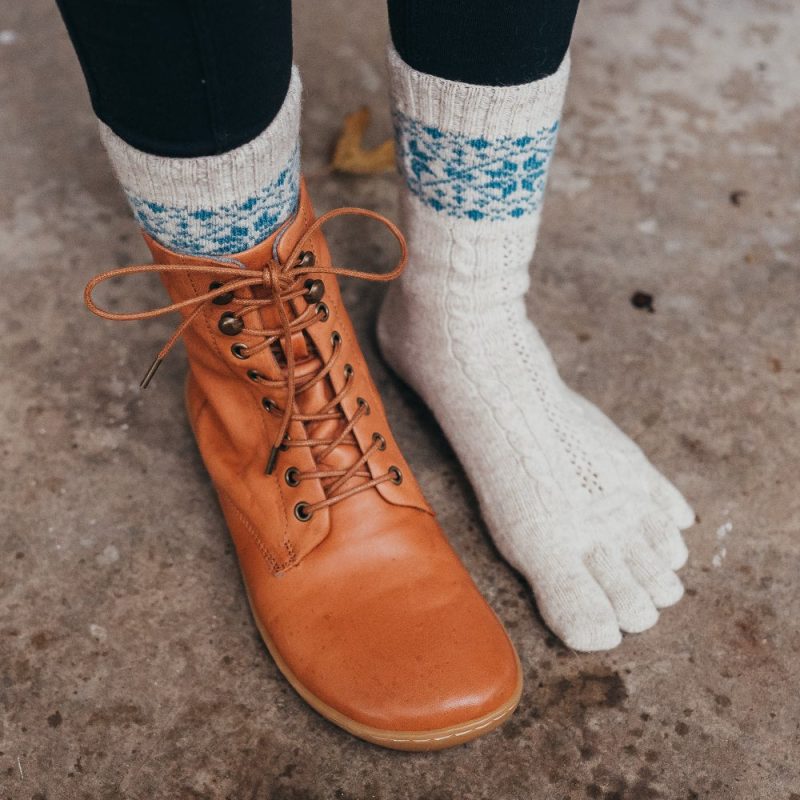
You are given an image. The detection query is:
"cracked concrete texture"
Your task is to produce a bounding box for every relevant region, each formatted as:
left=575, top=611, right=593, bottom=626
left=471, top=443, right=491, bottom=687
left=1, top=0, right=799, bottom=797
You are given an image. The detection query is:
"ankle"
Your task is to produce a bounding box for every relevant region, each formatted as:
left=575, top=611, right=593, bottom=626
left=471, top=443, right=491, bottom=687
left=98, top=66, right=302, bottom=255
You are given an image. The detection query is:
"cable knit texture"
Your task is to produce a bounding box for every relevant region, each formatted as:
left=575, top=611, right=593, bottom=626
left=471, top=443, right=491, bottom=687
left=99, top=66, right=302, bottom=255
left=380, top=47, right=695, bottom=651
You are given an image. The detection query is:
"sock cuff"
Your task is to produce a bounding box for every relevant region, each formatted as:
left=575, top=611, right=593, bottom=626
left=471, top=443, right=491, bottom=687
left=387, top=45, right=569, bottom=138
left=388, top=48, right=568, bottom=224
left=99, top=65, right=302, bottom=211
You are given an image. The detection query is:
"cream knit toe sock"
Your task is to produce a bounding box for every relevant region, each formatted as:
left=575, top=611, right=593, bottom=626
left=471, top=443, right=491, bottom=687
left=380, top=47, right=694, bottom=651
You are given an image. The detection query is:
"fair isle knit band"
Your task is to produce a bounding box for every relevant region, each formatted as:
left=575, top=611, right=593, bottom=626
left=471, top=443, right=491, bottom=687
left=99, top=66, right=302, bottom=255
left=388, top=47, right=569, bottom=224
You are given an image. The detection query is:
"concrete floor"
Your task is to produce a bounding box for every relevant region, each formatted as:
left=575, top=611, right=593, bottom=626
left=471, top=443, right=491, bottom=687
left=1, top=0, right=799, bottom=798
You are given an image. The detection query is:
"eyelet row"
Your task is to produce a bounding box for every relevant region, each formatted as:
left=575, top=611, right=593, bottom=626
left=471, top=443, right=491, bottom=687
left=210, top=280, right=400, bottom=504
left=290, top=467, right=402, bottom=524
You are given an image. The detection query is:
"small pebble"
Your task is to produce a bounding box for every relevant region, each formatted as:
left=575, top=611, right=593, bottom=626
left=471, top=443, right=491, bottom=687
left=630, top=291, right=655, bottom=313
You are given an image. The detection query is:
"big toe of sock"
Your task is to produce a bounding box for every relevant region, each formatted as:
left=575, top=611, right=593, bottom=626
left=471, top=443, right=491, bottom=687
left=534, top=563, right=623, bottom=652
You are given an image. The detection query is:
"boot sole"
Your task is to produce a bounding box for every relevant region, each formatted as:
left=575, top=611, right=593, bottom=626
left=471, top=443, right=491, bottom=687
left=243, top=585, right=523, bottom=751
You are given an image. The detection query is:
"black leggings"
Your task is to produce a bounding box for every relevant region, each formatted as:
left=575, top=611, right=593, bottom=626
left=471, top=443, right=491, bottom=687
left=55, top=0, right=579, bottom=158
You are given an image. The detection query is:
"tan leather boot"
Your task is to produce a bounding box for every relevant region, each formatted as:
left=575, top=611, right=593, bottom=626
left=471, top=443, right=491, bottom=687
left=85, top=181, right=522, bottom=750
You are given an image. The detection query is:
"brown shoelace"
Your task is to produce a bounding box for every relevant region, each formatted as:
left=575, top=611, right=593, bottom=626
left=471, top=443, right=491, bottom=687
left=84, top=207, right=407, bottom=519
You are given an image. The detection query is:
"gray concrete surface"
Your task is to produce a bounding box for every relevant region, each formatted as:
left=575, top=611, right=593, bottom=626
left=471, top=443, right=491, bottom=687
left=1, top=0, right=799, bottom=798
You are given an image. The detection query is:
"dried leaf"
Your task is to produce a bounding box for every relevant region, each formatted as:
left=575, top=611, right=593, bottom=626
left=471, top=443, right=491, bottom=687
left=331, top=106, right=396, bottom=175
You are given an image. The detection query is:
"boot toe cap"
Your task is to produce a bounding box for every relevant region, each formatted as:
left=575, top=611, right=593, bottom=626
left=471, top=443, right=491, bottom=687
left=262, top=511, right=522, bottom=740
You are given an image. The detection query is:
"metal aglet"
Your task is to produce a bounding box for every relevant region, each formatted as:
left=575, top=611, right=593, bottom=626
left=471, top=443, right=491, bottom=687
left=265, top=445, right=280, bottom=475
left=140, top=356, right=164, bottom=389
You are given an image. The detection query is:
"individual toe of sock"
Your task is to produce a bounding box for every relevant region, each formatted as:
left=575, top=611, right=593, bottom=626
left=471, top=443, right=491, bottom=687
left=535, top=564, right=622, bottom=652
left=626, top=543, right=685, bottom=608
left=643, top=513, right=689, bottom=571
left=647, top=471, right=696, bottom=530
left=585, top=546, right=659, bottom=634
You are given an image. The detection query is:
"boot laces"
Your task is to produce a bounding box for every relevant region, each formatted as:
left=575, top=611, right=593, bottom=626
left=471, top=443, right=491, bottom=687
left=84, top=207, right=407, bottom=519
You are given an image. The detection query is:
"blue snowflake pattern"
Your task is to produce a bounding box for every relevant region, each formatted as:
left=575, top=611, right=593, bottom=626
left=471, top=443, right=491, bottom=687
left=393, top=112, right=559, bottom=221
left=126, top=146, right=300, bottom=255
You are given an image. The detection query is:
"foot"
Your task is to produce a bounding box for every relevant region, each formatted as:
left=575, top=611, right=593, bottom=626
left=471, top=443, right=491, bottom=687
left=378, top=242, right=694, bottom=652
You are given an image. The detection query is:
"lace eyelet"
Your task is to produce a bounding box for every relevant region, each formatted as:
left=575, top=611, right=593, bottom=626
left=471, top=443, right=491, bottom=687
left=261, top=397, right=275, bottom=412
left=218, top=311, right=244, bottom=336
left=388, top=466, right=403, bottom=485
left=247, top=369, right=264, bottom=382
left=331, top=331, right=341, bottom=346
left=294, top=501, right=313, bottom=522
left=297, top=250, right=316, bottom=267
left=372, top=432, right=386, bottom=451
left=285, top=467, right=300, bottom=487
left=304, top=278, right=325, bottom=302
left=209, top=281, right=234, bottom=305
left=316, top=302, right=329, bottom=322
left=357, top=397, right=370, bottom=415
left=344, top=363, right=354, bottom=378
left=231, top=343, right=249, bottom=360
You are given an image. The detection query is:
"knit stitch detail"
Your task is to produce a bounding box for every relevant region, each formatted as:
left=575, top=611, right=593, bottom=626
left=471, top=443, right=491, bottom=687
left=393, top=112, right=559, bottom=221
left=124, top=145, right=299, bottom=254
left=99, top=65, right=302, bottom=255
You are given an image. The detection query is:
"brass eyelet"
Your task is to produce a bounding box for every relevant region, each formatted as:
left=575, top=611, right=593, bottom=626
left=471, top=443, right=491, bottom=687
left=331, top=331, right=341, bottom=346
left=357, top=397, right=370, bottom=415
left=231, top=343, right=249, bottom=360
left=316, top=302, right=329, bottom=322
left=247, top=369, right=264, bottom=382
left=388, top=466, right=403, bottom=485
left=372, top=432, right=386, bottom=451
left=297, top=250, right=316, bottom=267
left=209, top=281, right=234, bottom=305
left=294, top=502, right=313, bottom=522
left=304, top=278, right=325, bottom=303
left=261, top=397, right=275, bottom=412
left=344, top=363, right=354, bottom=378
left=285, top=467, right=300, bottom=487
left=218, top=311, right=244, bottom=336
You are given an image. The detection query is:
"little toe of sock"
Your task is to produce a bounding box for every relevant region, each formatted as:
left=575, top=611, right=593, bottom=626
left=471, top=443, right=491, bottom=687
left=626, top=544, right=685, bottom=608
left=585, top=547, right=659, bottom=634
left=534, top=564, right=622, bottom=652
left=643, top=514, right=689, bottom=571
